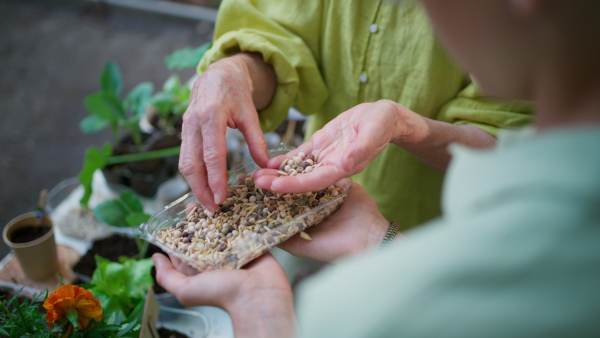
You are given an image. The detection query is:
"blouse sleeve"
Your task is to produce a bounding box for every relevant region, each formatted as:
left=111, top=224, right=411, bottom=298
left=437, top=78, right=533, bottom=137
left=197, top=0, right=329, bottom=132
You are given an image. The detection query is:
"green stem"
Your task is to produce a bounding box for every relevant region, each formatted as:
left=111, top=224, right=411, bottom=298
left=105, top=146, right=180, bottom=165
left=135, top=238, right=149, bottom=259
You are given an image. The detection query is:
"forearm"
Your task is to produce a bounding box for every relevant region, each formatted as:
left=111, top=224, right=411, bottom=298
left=231, top=52, right=277, bottom=110
left=390, top=104, right=496, bottom=171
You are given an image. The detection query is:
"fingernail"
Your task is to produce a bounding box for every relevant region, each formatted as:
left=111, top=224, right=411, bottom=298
left=214, top=193, right=221, bottom=205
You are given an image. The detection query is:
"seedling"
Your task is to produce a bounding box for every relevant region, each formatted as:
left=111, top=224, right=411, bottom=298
left=80, top=61, right=153, bottom=150
left=93, top=190, right=152, bottom=258
left=148, top=74, right=191, bottom=133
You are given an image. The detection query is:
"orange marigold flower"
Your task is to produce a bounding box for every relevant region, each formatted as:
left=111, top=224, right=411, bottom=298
left=43, top=285, right=102, bottom=330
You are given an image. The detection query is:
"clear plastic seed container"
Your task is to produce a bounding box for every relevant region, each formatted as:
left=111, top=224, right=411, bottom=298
left=140, top=144, right=350, bottom=273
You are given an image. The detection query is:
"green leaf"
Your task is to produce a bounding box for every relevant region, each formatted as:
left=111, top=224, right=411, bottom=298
left=125, top=212, right=151, bottom=227
left=66, top=308, right=80, bottom=330
left=173, top=99, right=189, bottom=115
left=121, top=258, right=154, bottom=299
left=121, top=118, right=143, bottom=149
left=163, top=74, right=181, bottom=92
left=78, top=144, right=111, bottom=208
left=118, top=302, right=143, bottom=336
left=84, top=93, right=114, bottom=121
left=174, top=87, right=191, bottom=101
left=94, top=200, right=129, bottom=228
left=102, top=91, right=127, bottom=120
left=149, top=95, right=175, bottom=115
left=88, top=257, right=154, bottom=325
left=80, top=114, right=109, bottom=134
left=119, top=191, right=144, bottom=213
left=84, top=91, right=126, bottom=124
left=89, top=257, right=131, bottom=322
left=125, top=82, right=153, bottom=118
left=164, top=42, right=212, bottom=69
left=100, top=61, right=123, bottom=95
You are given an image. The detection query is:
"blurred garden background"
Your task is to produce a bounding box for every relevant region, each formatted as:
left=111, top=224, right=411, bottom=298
left=0, top=0, right=216, bottom=257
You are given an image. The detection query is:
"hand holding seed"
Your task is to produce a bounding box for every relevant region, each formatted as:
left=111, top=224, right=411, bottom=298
left=255, top=100, right=407, bottom=193
left=277, top=182, right=392, bottom=263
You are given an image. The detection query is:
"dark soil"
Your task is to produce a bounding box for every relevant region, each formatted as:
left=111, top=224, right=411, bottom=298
left=103, top=132, right=175, bottom=197
left=149, top=112, right=184, bottom=135
left=9, top=225, right=50, bottom=243
left=158, top=327, right=189, bottom=338
left=111, top=133, right=163, bottom=174
left=73, top=234, right=167, bottom=294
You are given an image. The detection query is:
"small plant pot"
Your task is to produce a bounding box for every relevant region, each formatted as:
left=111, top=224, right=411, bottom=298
left=2, top=212, right=59, bottom=281
left=102, top=132, right=179, bottom=198
left=46, top=176, right=132, bottom=240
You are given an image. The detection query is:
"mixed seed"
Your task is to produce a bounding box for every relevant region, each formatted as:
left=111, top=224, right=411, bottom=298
left=154, top=153, right=347, bottom=272
left=277, top=151, right=322, bottom=176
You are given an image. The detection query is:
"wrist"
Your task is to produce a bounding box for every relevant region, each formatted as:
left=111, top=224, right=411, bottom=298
left=366, top=215, right=394, bottom=250
left=227, top=288, right=296, bottom=338
left=231, top=52, right=276, bottom=109
left=227, top=53, right=256, bottom=89
left=387, top=101, right=431, bottom=147
left=380, top=221, right=400, bottom=249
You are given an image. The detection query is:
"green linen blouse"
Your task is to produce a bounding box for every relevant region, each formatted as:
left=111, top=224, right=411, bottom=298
left=198, top=0, right=532, bottom=229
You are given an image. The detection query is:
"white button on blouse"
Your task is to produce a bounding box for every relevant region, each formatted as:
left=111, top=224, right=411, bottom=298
left=369, top=24, right=378, bottom=33
left=359, top=73, right=368, bottom=83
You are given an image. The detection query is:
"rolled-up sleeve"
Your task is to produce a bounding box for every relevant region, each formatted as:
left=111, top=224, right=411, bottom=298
left=437, top=79, right=533, bottom=137
left=198, top=0, right=329, bottom=132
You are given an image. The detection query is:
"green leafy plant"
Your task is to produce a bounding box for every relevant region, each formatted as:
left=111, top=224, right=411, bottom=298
left=0, top=284, right=142, bottom=338
left=0, top=288, right=59, bottom=337
left=80, top=61, right=154, bottom=150
left=93, top=190, right=152, bottom=258
left=152, top=42, right=214, bottom=132
left=148, top=74, right=191, bottom=133
left=86, top=255, right=154, bottom=333
left=164, top=42, right=212, bottom=70
left=77, top=62, right=182, bottom=209
left=77, top=143, right=180, bottom=209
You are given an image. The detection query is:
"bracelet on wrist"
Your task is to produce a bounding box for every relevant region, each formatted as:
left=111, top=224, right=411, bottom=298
left=380, top=221, right=400, bottom=249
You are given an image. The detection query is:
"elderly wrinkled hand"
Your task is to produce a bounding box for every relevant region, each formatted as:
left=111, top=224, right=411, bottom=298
left=254, top=100, right=420, bottom=193
left=152, top=252, right=297, bottom=337
left=276, top=182, right=392, bottom=262
left=179, top=53, right=273, bottom=212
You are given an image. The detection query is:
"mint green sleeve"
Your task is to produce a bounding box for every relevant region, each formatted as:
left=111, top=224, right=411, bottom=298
left=437, top=78, right=533, bottom=137
left=197, top=0, right=329, bottom=132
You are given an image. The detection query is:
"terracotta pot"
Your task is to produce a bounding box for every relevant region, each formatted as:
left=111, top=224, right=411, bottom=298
left=2, top=212, right=59, bottom=280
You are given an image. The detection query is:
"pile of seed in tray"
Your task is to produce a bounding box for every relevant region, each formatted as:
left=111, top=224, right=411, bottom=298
left=155, top=153, right=347, bottom=271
